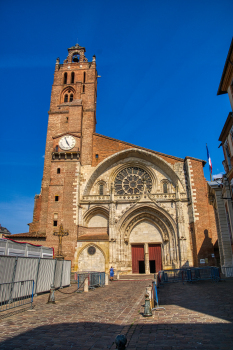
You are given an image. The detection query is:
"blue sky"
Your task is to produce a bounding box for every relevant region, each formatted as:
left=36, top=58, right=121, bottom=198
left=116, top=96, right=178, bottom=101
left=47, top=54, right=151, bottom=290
left=0, top=1, right=232, bottom=234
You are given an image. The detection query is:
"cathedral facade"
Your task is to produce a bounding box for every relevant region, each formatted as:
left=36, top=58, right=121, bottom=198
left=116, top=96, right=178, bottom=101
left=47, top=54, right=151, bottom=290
left=8, top=44, right=218, bottom=273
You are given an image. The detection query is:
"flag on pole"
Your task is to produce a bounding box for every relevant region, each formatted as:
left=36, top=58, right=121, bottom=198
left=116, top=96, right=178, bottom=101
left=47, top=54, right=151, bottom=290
left=206, top=144, right=212, bottom=180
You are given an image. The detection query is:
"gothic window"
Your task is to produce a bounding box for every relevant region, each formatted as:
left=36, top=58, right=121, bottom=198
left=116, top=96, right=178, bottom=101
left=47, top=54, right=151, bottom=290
left=163, top=182, right=168, bottom=193
left=83, top=72, right=86, bottom=83
left=114, top=167, right=152, bottom=195
left=63, top=72, right=67, bottom=84
left=82, top=85, right=85, bottom=93
left=71, top=72, right=75, bottom=84
left=99, top=184, right=104, bottom=195
left=64, top=94, right=68, bottom=102
left=70, top=94, right=73, bottom=102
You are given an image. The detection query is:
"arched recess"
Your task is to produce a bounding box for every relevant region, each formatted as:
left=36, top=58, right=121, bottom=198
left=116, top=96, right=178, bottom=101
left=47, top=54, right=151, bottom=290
left=77, top=243, right=106, bottom=272
left=83, top=148, right=185, bottom=196
left=60, top=86, right=76, bottom=104
left=117, top=203, right=179, bottom=267
left=83, top=205, right=109, bottom=227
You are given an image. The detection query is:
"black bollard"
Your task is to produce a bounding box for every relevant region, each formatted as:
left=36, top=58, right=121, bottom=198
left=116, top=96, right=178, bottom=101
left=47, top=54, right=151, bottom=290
left=115, top=334, right=127, bottom=350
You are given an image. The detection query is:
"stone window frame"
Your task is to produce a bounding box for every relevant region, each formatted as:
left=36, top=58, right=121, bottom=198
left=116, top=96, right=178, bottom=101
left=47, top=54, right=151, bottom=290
left=95, top=180, right=107, bottom=196
left=60, top=86, right=76, bottom=104
left=160, top=179, right=171, bottom=193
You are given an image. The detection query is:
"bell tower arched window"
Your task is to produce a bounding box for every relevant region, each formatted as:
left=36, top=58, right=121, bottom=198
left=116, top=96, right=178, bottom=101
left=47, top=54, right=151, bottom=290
left=71, top=72, right=75, bottom=84
left=62, top=88, right=75, bottom=103
left=63, top=72, right=67, bottom=84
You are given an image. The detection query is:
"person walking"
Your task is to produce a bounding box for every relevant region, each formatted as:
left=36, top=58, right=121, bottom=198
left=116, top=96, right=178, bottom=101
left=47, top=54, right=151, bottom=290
left=109, top=266, right=114, bottom=281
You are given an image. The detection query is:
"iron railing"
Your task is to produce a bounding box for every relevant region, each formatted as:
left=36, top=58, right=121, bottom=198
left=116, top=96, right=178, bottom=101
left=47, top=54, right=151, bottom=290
left=0, top=280, right=34, bottom=312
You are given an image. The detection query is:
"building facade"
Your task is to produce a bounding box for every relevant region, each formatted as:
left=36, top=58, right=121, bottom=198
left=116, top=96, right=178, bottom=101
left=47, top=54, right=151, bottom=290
left=6, top=44, right=218, bottom=273
left=208, top=38, right=233, bottom=271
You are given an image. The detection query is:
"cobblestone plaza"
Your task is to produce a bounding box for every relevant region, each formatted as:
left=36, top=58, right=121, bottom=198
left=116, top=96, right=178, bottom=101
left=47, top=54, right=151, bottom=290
left=0, top=279, right=232, bottom=349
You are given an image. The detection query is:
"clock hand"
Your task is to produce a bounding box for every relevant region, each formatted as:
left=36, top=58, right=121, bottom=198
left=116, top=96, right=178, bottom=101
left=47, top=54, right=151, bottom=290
left=65, top=137, right=70, bottom=146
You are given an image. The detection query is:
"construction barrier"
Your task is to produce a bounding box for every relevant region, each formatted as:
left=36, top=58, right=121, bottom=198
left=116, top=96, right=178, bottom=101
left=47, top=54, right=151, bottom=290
left=158, top=266, right=220, bottom=286
left=74, top=272, right=105, bottom=291
left=0, top=280, right=34, bottom=312
left=0, top=256, right=71, bottom=294
left=221, top=266, right=233, bottom=277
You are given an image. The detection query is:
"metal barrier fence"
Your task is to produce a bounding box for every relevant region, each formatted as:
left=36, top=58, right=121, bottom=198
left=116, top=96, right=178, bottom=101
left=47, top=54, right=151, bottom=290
left=0, top=256, right=71, bottom=295
left=0, top=280, right=34, bottom=312
left=158, top=266, right=220, bottom=285
left=74, top=272, right=105, bottom=291
left=221, top=266, right=233, bottom=277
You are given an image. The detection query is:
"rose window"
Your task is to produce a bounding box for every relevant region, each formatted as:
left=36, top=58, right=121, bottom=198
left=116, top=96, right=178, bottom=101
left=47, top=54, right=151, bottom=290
left=114, top=167, right=152, bottom=195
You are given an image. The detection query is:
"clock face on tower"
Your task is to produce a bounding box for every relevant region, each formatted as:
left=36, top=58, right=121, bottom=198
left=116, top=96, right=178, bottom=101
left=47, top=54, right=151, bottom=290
left=59, top=135, right=76, bottom=150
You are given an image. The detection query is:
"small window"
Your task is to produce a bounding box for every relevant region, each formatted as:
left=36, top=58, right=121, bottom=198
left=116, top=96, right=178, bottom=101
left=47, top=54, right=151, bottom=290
left=64, top=94, right=68, bottom=102
left=57, top=168, right=60, bottom=174
left=83, top=72, right=86, bottom=83
left=70, top=94, right=73, bottom=102
left=163, top=183, right=168, bottom=193
left=53, top=220, right=58, bottom=227
left=82, top=85, right=85, bottom=93
left=55, top=196, right=59, bottom=202
left=71, top=72, right=75, bottom=84
left=55, top=145, right=58, bottom=151
left=63, top=72, right=67, bottom=84
left=99, top=184, right=104, bottom=195
left=95, top=154, right=99, bottom=159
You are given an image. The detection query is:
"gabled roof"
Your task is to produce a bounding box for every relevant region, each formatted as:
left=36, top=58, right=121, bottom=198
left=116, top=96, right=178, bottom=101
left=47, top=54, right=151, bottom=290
left=217, top=38, right=233, bottom=95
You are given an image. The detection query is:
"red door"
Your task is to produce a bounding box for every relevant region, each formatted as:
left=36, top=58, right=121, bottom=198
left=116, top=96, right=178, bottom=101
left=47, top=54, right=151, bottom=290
left=149, top=244, right=162, bottom=272
left=132, top=245, right=144, bottom=273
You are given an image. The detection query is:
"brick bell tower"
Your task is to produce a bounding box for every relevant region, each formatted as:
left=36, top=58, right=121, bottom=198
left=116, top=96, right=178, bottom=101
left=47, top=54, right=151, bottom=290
left=28, top=44, right=97, bottom=259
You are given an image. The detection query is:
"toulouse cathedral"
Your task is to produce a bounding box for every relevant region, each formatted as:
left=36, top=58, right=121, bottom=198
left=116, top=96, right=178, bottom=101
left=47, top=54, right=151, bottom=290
left=8, top=44, right=218, bottom=274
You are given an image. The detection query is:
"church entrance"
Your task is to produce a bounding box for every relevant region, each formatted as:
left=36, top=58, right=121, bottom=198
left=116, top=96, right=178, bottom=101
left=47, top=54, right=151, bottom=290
left=131, top=245, right=144, bottom=273
left=149, top=244, right=162, bottom=273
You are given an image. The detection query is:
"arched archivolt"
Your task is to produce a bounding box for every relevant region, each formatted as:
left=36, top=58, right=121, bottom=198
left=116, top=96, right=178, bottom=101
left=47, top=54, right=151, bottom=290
left=117, top=203, right=177, bottom=244
left=83, top=205, right=109, bottom=226
left=76, top=242, right=106, bottom=262
left=75, top=242, right=108, bottom=273
left=83, top=148, right=185, bottom=196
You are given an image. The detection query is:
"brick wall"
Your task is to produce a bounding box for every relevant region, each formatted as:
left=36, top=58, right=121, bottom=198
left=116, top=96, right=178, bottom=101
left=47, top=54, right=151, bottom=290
left=92, top=134, right=181, bottom=166
left=187, top=158, right=218, bottom=266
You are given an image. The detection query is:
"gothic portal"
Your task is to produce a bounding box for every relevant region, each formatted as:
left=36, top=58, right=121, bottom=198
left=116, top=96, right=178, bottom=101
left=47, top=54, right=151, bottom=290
left=9, top=44, right=218, bottom=273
